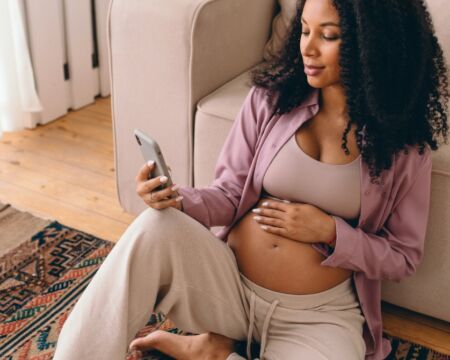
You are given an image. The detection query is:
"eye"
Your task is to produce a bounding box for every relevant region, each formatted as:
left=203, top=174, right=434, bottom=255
left=323, top=34, right=340, bottom=41
left=301, top=31, right=340, bottom=41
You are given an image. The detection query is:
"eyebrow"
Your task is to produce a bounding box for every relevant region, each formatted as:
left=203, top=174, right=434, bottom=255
left=301, top=17, right=340, bottom=27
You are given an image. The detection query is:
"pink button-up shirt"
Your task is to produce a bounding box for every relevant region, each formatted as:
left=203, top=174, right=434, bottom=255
left=179, top=86, right=433, bottom=360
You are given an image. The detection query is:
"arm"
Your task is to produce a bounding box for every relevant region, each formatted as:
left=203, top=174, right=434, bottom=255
left=319, top=150, right=433, bottom=281
left=178, top=86, right=270, bottom=228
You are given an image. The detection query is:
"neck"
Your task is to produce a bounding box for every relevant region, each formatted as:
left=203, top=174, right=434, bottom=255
left=318, top=84, right=348, bottom=125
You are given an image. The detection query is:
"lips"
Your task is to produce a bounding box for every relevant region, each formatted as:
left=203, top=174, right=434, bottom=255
left=304, top=64, right=325, bottom=76
left=305, top=64, right=325, bottom=69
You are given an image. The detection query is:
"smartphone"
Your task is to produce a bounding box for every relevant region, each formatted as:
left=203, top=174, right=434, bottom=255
left=134, top=128, right=173, bottom=192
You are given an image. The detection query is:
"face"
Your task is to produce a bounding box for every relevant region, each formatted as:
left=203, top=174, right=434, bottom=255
left=300, top=0, right=342, bottom=88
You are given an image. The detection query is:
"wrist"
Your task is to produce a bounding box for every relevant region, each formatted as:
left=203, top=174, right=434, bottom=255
left=173, top=192, right=183, bottom=211
left=324, top=216, right=336, bottom=247
left=325, top=234, right=336, bottom=247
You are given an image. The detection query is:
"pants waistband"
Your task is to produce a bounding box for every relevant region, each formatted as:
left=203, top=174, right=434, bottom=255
left=240, top=273, right=355, bottom=309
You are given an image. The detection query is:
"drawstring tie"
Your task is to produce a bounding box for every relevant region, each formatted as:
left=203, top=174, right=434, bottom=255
left=246, top=290, right=280, bottom=360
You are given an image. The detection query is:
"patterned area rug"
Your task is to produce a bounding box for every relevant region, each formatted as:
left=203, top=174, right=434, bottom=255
left=0, top=203, right=448, bottom=360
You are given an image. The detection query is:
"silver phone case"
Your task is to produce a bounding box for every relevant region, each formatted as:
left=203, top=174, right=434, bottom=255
left=134, top=128, right=173, bottom=191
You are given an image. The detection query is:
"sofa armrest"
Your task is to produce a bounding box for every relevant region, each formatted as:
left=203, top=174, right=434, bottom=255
left=108, top=0, right=277, bottom=215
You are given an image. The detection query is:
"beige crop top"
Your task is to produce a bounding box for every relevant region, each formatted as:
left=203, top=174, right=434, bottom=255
left=262, top=133, right=361, bottom=223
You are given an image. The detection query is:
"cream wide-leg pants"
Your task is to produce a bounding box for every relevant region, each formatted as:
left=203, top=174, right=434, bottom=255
left=53, top=207, right=366, bottom=360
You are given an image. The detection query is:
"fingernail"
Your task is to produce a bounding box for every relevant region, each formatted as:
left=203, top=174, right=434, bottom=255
left=147, top=160, right=155, bottom=167
left=171, top=184, right=180, bottom=191
left=253, top=216, right=261, bottom=221
left=252, top=208, right=261, bottom=213
left=175, top=195, right=183, bottom=202
left=262, top=202, right=269, bottom=206
left=160, top=176, right=168, bottom=183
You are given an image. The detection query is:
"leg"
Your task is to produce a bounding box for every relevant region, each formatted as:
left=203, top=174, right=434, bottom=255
left=53, top=207, right=249, bottom=360
left=261, top=322, right=365, bottom=360
left=240, top=276, right=366, bottom=360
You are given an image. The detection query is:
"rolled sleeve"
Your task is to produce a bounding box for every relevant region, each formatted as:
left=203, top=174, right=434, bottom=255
left=319, top=151, right=432, bottom=281
left=177, top=86, right=270, bottom=228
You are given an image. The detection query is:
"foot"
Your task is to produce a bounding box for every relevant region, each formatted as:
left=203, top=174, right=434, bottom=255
left=128, top=330, right=235, bottom=360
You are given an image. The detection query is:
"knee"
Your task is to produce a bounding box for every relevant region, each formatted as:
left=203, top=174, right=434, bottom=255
left=134, top=206, right=173, bottom=231
left=122, top=206, right=193, bottom=251
left=138, top=206, right=193, bottom=234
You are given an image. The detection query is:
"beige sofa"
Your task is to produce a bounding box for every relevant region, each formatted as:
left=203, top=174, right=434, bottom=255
left=107, top=0, right=450, bottom=322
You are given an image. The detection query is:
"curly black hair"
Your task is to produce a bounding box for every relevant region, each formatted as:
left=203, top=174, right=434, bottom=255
left=250, top=0, right=449, bottom=185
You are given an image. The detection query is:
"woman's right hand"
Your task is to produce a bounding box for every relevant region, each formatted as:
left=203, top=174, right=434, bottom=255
left=135, top=161, right=183, bottom=211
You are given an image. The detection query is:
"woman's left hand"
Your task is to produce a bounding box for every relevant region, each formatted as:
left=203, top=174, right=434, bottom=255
left=252, top=200, right=336, bottom=244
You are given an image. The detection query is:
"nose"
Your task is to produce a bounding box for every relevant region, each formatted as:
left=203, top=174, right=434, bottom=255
left=301, top=35, right=319, bottom=58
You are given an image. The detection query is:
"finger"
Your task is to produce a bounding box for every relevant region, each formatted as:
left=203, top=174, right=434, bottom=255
left=253, top=215, right=284, bottom=228
left=142, top=183, right=179, bottom=203
left=131, top=330, right=190, bottom=358
left=129, top=330, right=161, bottom=352
left=254, top=207, right=285, bottom=220
left=135, top=161, right=155, bottom=182
left=129, top=336, right=155, bottom=352
left=261, top=200, right=289, bottom=209
left=144, top=194, right=183, bottom=209
left=260, top=224, right=288, bottom=236
left=136, top=174, right=156, bottom=197
left=262, top=196, right=291, bottom=204
left=141, top=175, right=172, bottom=194
left=137, top=175, right=169, bottom=197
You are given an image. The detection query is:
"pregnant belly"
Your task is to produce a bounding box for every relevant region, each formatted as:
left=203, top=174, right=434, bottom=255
left=227, top=198, right=353, bottom=294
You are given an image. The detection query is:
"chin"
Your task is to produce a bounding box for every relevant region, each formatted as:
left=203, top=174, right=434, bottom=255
left=306, top=79, right=326, bottom=88
left=306, top=77, right=337, bottom=89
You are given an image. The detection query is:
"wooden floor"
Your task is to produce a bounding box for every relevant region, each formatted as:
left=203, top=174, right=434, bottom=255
left=0, top=96, right=449, bottom=355
left=0, top=96, right=135, bottom=242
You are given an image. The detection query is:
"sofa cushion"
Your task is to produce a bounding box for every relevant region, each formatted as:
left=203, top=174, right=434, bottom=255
left=381, top=169, right=450, bottom=321
left=194, top=70, right=255, bottom=187
left=425, top=0, right=450, bottom=63
left=194, top=71, right=254, bottom=234
left=382, top=0, right=450, bottom=317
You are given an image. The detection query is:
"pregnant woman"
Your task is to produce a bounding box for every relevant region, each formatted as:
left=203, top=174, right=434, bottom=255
left=54, top=0, right=448, bottom=359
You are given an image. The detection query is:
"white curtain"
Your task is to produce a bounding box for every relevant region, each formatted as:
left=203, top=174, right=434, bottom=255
left=0, top=0, right=42, bottom=139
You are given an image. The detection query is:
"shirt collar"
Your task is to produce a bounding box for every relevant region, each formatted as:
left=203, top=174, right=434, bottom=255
left=279, top=88, right=320, bottom=123
left=301, top=87, right=320, bottom=108
left=293, top=88, right=368, bottom=145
